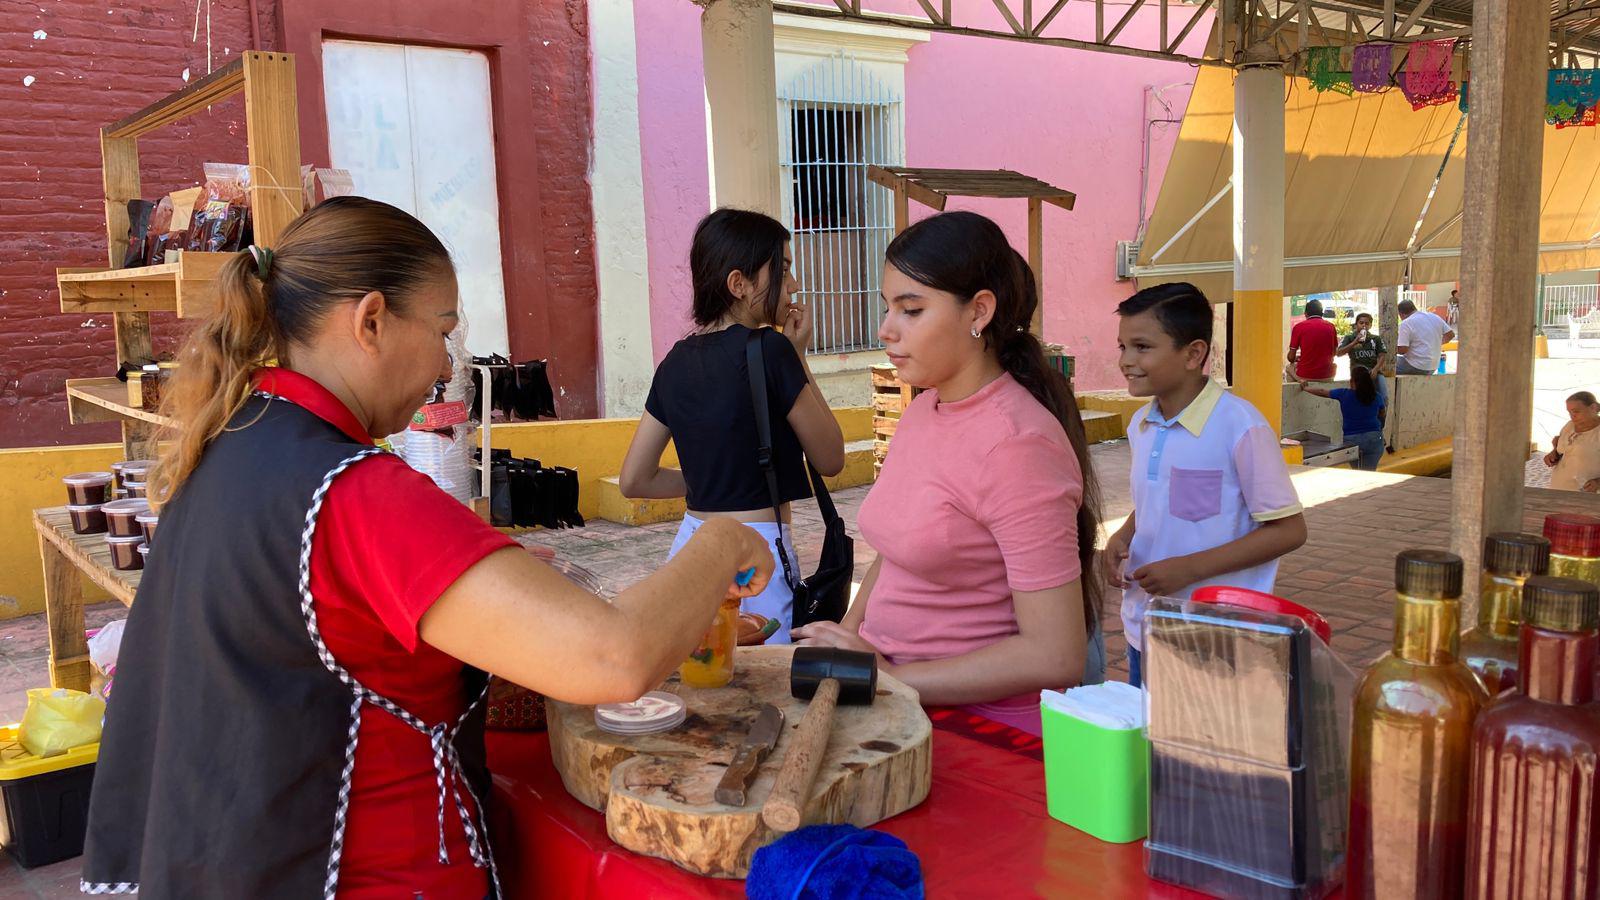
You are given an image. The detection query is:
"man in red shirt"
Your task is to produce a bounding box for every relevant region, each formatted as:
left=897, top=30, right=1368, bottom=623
left=1287, top=299, right=1338, bottom=381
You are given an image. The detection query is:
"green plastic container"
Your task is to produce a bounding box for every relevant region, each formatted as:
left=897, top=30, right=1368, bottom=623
left=1041, top=703, right=1149, bottom=843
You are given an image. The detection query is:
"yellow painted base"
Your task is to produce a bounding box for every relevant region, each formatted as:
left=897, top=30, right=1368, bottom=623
left=1080, top=410, right=1123, bottom=445
left=595, top=441, right=880, bottom=526
left=0, top=409, right=874, bottom=621
left=1077, top=391, right=1147, bottom=435
left=1377, top=437, right=1454, bottom=477
left=1535, top=335, right=1550, bottom=359
left=1233, top=288, right=1286, bottom=435
left=0, top=443, right=125, bottom=617
left=1280, top=444, right=1305, bottom=466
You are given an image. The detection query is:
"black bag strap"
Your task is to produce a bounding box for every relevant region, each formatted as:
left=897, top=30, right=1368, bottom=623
left=746, top=331, right=801, bottom=591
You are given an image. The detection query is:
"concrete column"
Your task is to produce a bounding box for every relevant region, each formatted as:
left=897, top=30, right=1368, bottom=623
left=590, top=0, right=655, bottom=417
left=1451, top=0, right=1551, bottom=603
left=1378, top=285, right=1399, bottom=450
left=1231, top=54, right=1286, bottom=434
left=701, top=0, right=782, bottom=217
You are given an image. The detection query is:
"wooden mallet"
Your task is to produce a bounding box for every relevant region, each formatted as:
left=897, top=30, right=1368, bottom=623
left=760, top=646, right=878, bottom=832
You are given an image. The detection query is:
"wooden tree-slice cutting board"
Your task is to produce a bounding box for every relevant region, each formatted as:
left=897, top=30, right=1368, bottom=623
left=546, top=645, right=932, bottom=878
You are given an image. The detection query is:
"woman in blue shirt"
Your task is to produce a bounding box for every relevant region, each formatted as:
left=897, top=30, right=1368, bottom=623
left=1299, top=365, right=1386, bottom=470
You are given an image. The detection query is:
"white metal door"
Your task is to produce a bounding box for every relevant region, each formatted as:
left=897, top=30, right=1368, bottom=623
left=322, top=40, right=510, bottom=356
left=778, top=53, right=903, bottom=354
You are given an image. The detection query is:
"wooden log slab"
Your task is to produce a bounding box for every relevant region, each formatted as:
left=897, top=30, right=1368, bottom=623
left=545, top=645, right=932, bottom=878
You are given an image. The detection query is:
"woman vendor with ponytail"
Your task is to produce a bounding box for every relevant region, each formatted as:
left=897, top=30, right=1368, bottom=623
left=81, top=197, right=774, bottom=899
left=793, top=211, right=1104, bottom=736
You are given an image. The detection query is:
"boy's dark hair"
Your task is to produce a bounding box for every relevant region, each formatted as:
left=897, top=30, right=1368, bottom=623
left=1116, top=282, right=1214, bottom=360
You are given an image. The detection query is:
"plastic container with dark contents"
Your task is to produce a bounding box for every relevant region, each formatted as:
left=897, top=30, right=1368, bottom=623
left=66, top=505, right=107, bottom=536
left=137, top=544, right=150, bottom=569
left=110, top=459, right=153, bottom=491
left=101, top=499, right=150, bottom=539
left=123, top=481, right=148, bottom=500
left=135, top=512, right=158, bottom=546
left=0, top=722, right=98, bottom=868
left=62, top=472, right=113, bottom=507
left=106, top=535, right=145, bottom=571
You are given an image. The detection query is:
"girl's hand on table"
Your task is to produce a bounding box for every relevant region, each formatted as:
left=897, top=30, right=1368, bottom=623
left=792, top=621, right=886, bottom=667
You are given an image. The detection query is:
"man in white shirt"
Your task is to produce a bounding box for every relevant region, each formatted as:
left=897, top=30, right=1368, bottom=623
left=1395, top=299, right=1455, bottom=374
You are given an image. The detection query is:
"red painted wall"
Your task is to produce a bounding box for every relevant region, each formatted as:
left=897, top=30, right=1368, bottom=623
left=282, top=0, right=600, bottom=418
left=0, top=0, right=597, bottom=449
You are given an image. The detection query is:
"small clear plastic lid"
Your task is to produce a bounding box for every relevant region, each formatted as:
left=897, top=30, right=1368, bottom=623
left=63, top=472, right=113, bottom=486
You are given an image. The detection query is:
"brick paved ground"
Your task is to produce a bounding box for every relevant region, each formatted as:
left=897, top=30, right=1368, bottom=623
left=3, top=443, right=1597, bottom=892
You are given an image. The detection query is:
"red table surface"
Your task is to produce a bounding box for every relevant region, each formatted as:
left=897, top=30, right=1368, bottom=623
left=485, top=721, right=1346, bottom=899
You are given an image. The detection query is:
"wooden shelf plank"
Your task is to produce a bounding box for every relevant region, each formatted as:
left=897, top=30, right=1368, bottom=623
left=104, top=56, right=245, bottom=139
left=57, top=251, right=230, bottom=316
left=66, top=377, right=174, bottom=429
left=34, top=508, right=139, bottom=608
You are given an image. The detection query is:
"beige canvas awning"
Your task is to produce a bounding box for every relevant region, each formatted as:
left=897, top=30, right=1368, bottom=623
left=1136, top=65, right=1600, bottom=299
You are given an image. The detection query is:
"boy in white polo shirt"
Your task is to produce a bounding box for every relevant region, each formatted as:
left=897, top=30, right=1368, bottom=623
left=1100, top=283, right=1308, bottom=687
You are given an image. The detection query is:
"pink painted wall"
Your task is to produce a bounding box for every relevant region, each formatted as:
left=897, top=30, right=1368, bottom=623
left=632, top=1, right=1209, bottom=390
left=634, top=1, right=710, bottom=360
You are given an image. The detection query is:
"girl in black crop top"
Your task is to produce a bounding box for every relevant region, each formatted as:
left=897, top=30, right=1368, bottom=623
left=620, top=209, right=845, bottom=641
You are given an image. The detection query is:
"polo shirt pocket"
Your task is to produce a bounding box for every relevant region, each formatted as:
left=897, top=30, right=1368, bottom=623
left=1169, top=467, right=1222, bottom=522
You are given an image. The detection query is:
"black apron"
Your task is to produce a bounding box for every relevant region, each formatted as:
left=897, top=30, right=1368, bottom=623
left=81, top=394, right=497, bottom=898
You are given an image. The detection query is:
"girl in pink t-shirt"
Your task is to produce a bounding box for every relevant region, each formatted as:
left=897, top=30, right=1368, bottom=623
left=792, top=212, right=1105, bottom=736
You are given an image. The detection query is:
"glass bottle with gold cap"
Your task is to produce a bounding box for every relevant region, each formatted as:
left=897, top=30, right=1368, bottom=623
left=1544, top=513, right=1600, bottom=589
left=1347, top=550, right=1491, bottom=900
left=1465, top=576, right=1600, bottom=899
left=1460, top=533, right=1550, bottom=695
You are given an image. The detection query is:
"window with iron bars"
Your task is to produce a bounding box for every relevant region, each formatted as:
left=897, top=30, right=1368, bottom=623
left=779, top=54, right=903, bottom=354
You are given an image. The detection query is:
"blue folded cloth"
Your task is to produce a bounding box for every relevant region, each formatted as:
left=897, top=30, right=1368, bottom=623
left=747, top=824, right=924, bottom=900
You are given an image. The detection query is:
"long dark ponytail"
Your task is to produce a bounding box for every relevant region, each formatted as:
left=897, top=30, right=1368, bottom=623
left=885, top=211, right=1104, bottom=636
left=1351, top=364, right=1377, bottom=406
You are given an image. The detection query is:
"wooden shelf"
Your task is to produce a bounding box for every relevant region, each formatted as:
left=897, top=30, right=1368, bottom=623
left=57, top=250, right=231, bottom=318
left=66, top=377, right=174, bottom=429
left=34, top=508, right=139, bottom=608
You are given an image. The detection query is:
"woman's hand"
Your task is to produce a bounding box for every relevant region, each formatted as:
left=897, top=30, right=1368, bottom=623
left=1100, top=531, right=1131, bottom=589
left=791, top=621, right=885, bottom=666
left=782, top=301, right=814, bottom=353
left=711, top=519, right=776, bottom=600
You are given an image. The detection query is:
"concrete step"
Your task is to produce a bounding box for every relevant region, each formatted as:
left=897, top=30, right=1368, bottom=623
left=597, top=440, right=878, bottom=526
left=1080, top=409, right=1122, bottom=444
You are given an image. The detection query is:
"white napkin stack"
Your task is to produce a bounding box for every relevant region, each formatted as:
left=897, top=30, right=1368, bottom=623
left=1041, top=681, right=1145, bottom=730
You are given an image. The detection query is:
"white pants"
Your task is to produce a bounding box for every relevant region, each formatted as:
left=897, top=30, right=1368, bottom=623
left=669, top=514, right=799, bottom=644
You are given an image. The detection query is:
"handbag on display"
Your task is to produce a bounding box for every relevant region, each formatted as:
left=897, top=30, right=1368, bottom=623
left=470, top=355, right=557, bottom=422
left=744, top=332, right=854, bottom=629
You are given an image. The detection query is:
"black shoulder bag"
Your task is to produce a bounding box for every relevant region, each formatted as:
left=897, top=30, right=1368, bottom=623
left=745, top=331, right=854, bottom=628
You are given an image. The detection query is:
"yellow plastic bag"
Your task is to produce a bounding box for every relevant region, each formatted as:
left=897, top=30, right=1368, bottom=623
left=18, top=688, right=105, bottom=758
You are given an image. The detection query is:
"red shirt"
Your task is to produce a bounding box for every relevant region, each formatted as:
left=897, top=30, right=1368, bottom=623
left=1289, top=315, right=1338, bottom=380
left=255, top=369, right=516, bottom=899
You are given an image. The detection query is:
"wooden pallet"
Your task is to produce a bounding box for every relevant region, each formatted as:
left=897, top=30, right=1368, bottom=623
left=870, top=364, right=923, bottom=471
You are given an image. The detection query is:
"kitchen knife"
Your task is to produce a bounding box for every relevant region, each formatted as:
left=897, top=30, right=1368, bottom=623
left=714, top=703, right=785, bottom=806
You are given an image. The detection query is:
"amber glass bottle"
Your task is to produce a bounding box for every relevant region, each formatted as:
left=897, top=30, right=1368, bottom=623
left=1460, top=533, right=1549, bottom=695
left=1347, top=550, right=1490, bottom=900
left=1466, top=576, right=1600, bottom=899
left=1544, top=513, right=1600, bottom=589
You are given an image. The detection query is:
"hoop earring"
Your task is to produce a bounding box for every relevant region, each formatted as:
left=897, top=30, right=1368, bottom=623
left=971, top=327, right=981, bottom=339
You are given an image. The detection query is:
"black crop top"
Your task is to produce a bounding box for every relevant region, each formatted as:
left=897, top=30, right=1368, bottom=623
left=644, top=325, right=814, bottom=512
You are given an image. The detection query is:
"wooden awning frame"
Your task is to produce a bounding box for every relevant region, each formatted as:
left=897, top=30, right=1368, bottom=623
left=867, top=165, right=1076, bottom=333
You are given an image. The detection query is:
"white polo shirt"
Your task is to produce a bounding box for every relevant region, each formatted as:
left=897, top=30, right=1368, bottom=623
left=1397, top=311, right=1451, bottom=372
left=1121, top=379, right=1303, bottom=650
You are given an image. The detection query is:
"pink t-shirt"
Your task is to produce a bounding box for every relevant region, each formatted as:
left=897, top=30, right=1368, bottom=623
left=858, top=373, right=1084, bottom=734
